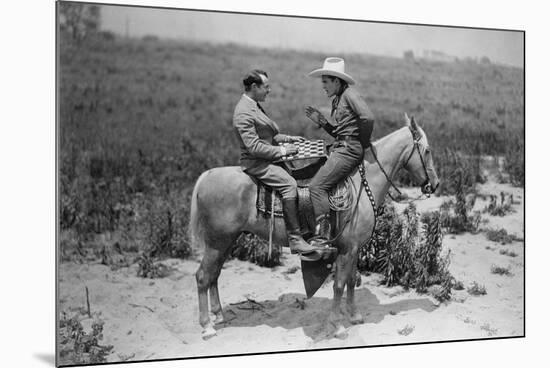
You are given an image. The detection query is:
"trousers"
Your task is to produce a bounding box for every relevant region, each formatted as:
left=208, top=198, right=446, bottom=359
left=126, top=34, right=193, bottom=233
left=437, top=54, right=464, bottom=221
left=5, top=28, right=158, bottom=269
left=243, top=161, right=297, bottom=199
left=309, top=138, right=364, bottom=218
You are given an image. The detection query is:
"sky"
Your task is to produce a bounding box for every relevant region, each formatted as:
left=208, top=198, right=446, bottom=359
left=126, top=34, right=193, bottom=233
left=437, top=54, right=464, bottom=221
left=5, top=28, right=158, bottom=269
left=100, top=4, right=524, bottom=67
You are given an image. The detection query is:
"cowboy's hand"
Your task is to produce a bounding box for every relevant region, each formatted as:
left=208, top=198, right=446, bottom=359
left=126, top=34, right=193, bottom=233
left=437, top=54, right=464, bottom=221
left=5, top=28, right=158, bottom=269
left=305, top=106, right=327, bottom=127
left=285, top=144, right=299, bottom=156
left=287, top=135, right=306, bottom=143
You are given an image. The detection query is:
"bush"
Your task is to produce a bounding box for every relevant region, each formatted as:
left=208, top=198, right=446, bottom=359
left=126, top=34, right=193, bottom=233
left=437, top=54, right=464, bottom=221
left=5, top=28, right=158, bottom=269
left=499, top=249, right=518, bottom=257
left=491, top=264, right=513, bottom=276
left=440, top=168, right=481, bottom=234
left=434, top=149, right=485, bottom=196
left=136, top=253, right=174, bottom=278
left=467, top=282, right=487, bottom=296
left=58, top=312, right=113, bottom=365
left=485, top=228, right=521, bottom=244
left=231, top=232, right=282, bottom=267
left=358, top=203, right=454, bottom=300
left=483, top=192, right=515, bottom=216
left=504, top=138, right=524, bottom=187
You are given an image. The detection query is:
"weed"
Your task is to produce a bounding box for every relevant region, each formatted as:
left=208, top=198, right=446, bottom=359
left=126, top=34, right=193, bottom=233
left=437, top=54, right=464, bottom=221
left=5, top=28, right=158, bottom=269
left=398, top=324, right=415, bottom=336
left=480, top=323, right=498, bottom=336
left=491, top=264, right=513, bottom=276
left=483, top=192, right=515, bottom=216
left=452, top=280, right=465, bottom=290
left=499, top=249, right=518, bottom=257
left=58, top=311, right=113, bottom=365
left=467, top=282, right=487, bottom=296
left=439, top=168, right=481, bottom=234
left=136, top=253, right=173, bottom=278
left=231, top=232, right=282, bottom=268
left=359, top=203, right=454, bottom=300
left=485, top=228, right=521, bottom=244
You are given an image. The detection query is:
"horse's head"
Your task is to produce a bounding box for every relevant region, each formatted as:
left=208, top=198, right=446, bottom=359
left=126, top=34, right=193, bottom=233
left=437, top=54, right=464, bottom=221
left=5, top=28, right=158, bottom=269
left=402, top=113, right=440, bottom=195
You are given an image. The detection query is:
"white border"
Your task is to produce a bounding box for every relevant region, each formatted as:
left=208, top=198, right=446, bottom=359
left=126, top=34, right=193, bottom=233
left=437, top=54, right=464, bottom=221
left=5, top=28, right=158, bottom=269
left=3, top=1, right=545, bottom=367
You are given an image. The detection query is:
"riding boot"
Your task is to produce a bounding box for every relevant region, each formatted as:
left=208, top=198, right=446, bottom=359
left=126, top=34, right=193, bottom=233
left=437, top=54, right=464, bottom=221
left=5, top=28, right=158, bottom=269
left=281, top=198, right=321, bottom=255
left=308, top=214, right=332, bottom=247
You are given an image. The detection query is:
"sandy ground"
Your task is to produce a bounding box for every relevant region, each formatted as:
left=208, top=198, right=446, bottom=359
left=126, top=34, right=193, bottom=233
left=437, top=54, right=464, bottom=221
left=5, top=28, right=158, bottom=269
left=58, top=179, right=524, bottom=363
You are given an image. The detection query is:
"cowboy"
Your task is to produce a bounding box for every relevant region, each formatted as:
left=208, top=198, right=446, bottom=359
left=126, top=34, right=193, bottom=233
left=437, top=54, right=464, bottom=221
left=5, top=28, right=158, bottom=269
left=305, top=57, right=375, bottom=247
left=233, top=69, right=323, bottom=258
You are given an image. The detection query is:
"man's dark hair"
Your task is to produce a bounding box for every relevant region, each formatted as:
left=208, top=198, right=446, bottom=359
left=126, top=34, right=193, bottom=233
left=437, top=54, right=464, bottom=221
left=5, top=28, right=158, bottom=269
left=243, top=69, right=268, bottom=91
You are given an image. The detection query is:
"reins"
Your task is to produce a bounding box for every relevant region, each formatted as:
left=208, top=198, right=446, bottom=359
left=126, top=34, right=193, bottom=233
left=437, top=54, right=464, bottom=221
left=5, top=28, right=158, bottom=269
left=327, top=128, right=433, bottom=244
left=371, top=128, right=432, bottom=204
left=311, top=126, right=434, bottom=249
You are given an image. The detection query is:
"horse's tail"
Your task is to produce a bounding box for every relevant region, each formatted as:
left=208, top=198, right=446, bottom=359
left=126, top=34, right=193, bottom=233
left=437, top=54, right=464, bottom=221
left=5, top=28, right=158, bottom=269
left=189, top=170, right=210, bottom=250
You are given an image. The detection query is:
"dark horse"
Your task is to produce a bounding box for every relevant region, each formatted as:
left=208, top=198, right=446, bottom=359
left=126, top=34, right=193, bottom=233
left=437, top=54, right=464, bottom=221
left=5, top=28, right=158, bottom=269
left=190, top=115, right=439, bottom=339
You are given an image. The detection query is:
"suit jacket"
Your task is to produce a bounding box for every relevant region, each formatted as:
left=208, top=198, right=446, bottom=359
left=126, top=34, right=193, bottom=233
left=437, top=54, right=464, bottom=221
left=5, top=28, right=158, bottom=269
left=233, top=94, right=289, bottom=169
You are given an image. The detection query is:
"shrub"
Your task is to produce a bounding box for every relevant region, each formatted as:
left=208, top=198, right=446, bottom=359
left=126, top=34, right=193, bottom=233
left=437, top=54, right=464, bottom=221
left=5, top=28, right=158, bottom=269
left=398, top=324, right=415, bottom=336
left=491, top=264, right=513, bottom=276
left=58, top=312, right=113, bottom=365
left=359, top=203, right=454, bottom=300
left=136, top=253, right=173, bottom=278
left=434, top=149, right=485, bottom=196
left=231, top=232, right=282, bottom=267
left=483, top=192, right=515, bottom=217
left=504, top=138, right=524, bottom=187
left=485, top=228, right=521, bottom=244
left=136, top=191, right=193, bottom=259
left=452, top=280, right=465, bottom=290
left=439, top=168, right=481, bottom=234
left=467, top=282, right=487, bottom=296
left=499, top=249, right=518, bottom=257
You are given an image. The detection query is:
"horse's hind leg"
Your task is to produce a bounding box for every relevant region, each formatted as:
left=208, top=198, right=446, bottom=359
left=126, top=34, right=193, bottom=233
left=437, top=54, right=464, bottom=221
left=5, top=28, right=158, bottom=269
left=196, top=246, right=224, bottom=339
left=196, top=236, right=236, bottom=339
left=209, top=239, right=237, bottom=324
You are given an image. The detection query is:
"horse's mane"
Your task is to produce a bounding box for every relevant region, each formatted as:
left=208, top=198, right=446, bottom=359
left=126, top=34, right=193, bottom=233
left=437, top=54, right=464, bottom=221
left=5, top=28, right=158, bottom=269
left=367, top=126, right=410, bottom=151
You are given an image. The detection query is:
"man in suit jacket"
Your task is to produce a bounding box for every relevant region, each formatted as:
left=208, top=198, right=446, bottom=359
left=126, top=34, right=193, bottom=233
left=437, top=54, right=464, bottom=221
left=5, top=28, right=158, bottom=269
left=233, top=69, right=321, bottom=258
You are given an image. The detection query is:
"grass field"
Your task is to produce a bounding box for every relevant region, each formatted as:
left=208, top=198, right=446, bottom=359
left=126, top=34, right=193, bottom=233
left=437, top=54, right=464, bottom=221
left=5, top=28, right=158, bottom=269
left=58, top=35, right=524, bottom=256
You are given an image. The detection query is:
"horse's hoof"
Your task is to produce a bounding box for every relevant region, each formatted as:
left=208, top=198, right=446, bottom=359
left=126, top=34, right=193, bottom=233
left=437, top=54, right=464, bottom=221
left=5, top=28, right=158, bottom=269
left=350, top=312, right=364, bottom=325
left=201, top=326, right=217, bottom=340
left=334, top=325, right=348, bottom=339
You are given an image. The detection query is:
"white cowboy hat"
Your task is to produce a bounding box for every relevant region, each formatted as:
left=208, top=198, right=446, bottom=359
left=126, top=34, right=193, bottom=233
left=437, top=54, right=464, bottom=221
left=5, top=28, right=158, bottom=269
left=308, top=57, right=356, bottom=85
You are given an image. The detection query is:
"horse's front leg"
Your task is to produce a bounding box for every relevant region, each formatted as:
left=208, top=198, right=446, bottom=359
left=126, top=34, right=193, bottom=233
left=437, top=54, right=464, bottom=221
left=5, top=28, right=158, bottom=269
left=329, top=253, right=352, bottom=338
left=346, top=250, right=364, bottom=325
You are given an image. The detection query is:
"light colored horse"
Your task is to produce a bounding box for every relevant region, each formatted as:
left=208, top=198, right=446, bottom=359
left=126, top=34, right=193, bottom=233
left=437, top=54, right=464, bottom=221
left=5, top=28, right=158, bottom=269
left=190, top=116, right=439, bottom=339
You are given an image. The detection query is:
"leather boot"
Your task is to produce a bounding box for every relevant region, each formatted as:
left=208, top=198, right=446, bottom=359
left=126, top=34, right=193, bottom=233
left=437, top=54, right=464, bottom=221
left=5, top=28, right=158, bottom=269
left=282, top=198, right=320, bottom=255
left=308, top=214, right=332, bottom=247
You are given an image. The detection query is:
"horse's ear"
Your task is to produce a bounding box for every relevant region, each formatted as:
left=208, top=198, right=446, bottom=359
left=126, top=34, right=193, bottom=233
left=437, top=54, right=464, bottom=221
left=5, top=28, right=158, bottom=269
left=410, top=115, right=419, bottom=131
left=404, top=113, right=411, bottom=127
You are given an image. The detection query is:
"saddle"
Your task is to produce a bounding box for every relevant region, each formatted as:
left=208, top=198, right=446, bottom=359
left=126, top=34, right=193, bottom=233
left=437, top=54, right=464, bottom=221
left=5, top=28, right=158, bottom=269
left=255, top=156, right=354, bottom=239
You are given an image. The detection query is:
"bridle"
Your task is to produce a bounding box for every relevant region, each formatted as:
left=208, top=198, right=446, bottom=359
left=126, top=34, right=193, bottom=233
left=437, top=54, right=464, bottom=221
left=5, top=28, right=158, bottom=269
left=327, top=126, right=438, bottom=245
left=403, top=127, right=437, bottom=196
left=368, top=126, right=437, bottom=205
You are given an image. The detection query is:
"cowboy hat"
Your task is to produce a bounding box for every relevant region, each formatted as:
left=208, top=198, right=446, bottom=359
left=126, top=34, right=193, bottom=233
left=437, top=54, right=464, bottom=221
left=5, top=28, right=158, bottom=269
left=308, top=57, right=356, bottom=85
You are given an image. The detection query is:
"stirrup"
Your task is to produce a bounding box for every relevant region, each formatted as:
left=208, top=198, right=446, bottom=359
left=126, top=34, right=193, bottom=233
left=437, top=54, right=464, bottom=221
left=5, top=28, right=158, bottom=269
left=300, top=246, right=337, bottom=262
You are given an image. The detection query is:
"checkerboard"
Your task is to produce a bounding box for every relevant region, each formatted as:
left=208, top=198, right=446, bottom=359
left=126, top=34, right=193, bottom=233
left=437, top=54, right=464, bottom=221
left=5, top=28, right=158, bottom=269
left=276, top=140, right=327, bottom=162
